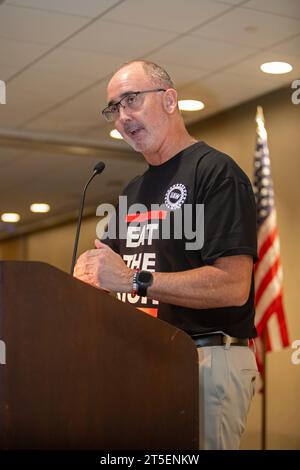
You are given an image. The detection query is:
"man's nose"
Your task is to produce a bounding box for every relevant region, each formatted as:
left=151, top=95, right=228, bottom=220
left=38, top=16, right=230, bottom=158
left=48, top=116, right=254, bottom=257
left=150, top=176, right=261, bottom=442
left=118, top=104, right=131, bottom=122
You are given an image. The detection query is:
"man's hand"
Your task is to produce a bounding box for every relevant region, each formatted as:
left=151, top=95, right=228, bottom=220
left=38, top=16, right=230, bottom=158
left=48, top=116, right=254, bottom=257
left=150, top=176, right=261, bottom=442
left=73, top=239, right=133, bottom=292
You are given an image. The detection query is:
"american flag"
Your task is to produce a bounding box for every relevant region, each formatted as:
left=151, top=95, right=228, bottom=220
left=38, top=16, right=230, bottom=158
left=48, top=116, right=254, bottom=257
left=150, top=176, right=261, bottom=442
left=253, top=106, right=289, bottom=372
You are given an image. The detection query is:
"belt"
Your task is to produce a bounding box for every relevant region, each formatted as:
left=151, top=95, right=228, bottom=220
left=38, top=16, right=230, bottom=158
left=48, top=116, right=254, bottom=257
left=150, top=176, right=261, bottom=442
left=193, top=334, right=249, bottom=348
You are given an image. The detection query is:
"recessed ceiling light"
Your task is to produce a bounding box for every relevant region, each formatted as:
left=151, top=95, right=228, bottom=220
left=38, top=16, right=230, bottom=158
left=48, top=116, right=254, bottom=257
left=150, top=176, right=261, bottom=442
left=110, top=129, right=123, bottom=140
left=260, top=61, right=293, bottom=75
left=30, top=203, right=50, bottom=213
left=178, top=100, right=205, bottom=111
left=1, top=212, right=20, bottom=223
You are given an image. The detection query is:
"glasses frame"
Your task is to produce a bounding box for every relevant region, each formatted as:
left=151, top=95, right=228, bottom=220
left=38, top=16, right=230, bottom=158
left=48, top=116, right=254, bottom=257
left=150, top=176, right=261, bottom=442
left=101, top=88, right=166, bottom=122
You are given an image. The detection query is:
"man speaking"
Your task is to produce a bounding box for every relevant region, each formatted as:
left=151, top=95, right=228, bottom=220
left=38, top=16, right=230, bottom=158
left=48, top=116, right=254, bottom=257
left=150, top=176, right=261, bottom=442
left=74, top=60, right=258, bottom=450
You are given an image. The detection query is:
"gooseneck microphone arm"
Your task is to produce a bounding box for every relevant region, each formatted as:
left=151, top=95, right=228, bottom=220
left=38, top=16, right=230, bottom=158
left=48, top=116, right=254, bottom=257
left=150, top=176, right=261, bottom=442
left=70, top=161, right=105, bottom=275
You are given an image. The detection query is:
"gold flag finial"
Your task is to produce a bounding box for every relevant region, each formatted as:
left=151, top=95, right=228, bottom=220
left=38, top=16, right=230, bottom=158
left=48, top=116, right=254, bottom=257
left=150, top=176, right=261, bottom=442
left=256, top=105, right=267, bottom=139
left=256, top=105, right=264, bottom=124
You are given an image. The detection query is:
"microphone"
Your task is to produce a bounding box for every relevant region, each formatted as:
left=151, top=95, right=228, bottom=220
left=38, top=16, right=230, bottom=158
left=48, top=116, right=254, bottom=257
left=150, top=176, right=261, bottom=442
left=70, top=161, right=105, bottom=274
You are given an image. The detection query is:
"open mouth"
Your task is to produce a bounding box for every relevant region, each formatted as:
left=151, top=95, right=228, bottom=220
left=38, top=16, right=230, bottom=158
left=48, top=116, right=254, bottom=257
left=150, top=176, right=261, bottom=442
left=124, top=122, right=145, bottom=138
left=129, top=128, right=143, bottom=137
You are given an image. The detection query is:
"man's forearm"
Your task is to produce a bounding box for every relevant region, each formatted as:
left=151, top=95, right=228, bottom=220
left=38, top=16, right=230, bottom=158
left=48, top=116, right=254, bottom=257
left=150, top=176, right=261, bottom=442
left=74, top=242, right=253, bottom=309
left=145, top=256, right=253, bottom=309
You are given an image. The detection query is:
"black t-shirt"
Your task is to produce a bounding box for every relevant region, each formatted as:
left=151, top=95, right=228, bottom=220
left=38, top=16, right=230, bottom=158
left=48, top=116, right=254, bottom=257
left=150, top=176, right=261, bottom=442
left=103, top=141, right=258, bottom=338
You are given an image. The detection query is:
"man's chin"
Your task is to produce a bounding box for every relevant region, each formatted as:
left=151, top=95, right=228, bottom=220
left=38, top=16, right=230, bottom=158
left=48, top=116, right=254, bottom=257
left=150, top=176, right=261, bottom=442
left=125, top=136, right=148, bottom=153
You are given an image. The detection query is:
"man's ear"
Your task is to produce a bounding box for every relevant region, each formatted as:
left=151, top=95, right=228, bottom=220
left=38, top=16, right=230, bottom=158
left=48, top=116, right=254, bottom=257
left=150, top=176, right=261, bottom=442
left=163, top=89, right=178, bottom=114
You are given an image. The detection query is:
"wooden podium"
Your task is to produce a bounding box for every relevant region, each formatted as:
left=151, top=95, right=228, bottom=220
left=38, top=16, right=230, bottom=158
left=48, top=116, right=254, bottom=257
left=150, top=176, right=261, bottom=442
left=0, top=261, right=199, bottom=450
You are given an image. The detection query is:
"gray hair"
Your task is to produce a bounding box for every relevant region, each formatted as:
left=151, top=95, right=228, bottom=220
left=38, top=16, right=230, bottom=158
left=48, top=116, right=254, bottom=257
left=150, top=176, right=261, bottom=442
left=115, top=60, right=175, bottom=89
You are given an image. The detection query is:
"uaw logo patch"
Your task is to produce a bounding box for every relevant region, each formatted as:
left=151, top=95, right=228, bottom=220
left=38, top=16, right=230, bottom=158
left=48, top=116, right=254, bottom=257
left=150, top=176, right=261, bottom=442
left=164, top=183, right=187, bottom=210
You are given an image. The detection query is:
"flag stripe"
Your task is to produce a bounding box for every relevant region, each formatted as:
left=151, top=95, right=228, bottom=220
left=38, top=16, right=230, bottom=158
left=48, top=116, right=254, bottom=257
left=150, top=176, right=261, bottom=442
left=274, top=301, right=290, bottom=347
left=254, top=225, right=278, bottom=273
left=257, top=209, right=276, bottom=250
left=254, top=237, right=280, bottom=290
left=256, top=290, right=283, bottom=333
left=255, top=268, right=283, bottom=326
left=255, top=256, right=280, bottom=305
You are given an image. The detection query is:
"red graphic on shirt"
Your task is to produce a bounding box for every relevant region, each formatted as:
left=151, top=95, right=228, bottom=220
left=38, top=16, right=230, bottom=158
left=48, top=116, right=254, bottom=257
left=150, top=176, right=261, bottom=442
left=126, top=210, right=167, bottom=223
left=137, top=307, right=158, bottom=318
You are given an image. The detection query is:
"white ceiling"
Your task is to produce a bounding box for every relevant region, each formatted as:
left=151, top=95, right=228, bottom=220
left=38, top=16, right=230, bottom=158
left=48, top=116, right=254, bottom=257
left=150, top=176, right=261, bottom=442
left=0, top=0, right=299, bottom=239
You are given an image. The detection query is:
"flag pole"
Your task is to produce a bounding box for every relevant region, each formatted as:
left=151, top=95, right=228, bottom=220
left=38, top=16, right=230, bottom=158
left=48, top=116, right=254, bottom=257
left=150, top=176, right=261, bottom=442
left=261, top=328, right=267, bottom=450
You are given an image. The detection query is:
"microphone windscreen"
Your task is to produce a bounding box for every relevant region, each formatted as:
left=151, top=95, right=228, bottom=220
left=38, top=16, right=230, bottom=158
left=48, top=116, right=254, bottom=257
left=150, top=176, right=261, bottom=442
left=94, top=161, right=105, bottom=174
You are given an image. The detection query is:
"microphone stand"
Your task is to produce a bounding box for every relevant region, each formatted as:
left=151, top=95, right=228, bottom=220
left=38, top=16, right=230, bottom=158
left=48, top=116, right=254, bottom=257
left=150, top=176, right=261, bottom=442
left=70, top=162, right=105, bottom=275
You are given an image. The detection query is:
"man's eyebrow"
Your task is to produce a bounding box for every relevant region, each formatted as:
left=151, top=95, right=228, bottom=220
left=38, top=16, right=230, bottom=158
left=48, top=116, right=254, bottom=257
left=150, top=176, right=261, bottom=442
left=108, top=90, right=137, bottom=107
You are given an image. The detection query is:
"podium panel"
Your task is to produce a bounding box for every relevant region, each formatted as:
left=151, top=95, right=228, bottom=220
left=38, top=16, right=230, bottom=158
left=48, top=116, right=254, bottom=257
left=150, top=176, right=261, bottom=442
left=0, top=261, right=198, bottom=449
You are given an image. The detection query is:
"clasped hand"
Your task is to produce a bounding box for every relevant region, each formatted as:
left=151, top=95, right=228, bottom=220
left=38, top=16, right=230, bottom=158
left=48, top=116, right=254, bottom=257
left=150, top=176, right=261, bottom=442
left=74, top=239, right=132, bottom=293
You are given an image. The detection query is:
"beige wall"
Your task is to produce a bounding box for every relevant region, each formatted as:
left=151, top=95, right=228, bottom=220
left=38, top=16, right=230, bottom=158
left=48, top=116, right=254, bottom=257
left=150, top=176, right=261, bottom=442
left=26, top=216, right=99, bottom=272
left=1, top=84, right=299, bottom=449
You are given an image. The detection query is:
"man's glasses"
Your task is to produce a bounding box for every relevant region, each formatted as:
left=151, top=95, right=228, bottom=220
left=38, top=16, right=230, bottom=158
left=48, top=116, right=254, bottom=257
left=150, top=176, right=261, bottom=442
left=101, top=88, right=166, bottom=122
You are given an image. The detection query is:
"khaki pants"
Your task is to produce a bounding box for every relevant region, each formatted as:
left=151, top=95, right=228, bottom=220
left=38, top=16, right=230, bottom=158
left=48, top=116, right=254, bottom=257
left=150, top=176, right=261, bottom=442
left=197, top=345, right=258, bottom=450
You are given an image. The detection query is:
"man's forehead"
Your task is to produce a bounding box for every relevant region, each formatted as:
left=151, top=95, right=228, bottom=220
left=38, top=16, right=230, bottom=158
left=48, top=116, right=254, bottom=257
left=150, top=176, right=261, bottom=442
left=107, top=64, right=151, bottom=101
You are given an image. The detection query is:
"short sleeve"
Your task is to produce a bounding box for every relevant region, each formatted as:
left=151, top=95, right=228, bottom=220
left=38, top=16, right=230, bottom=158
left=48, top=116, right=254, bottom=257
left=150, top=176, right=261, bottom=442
left=200, top=176, right=258, bottom=264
